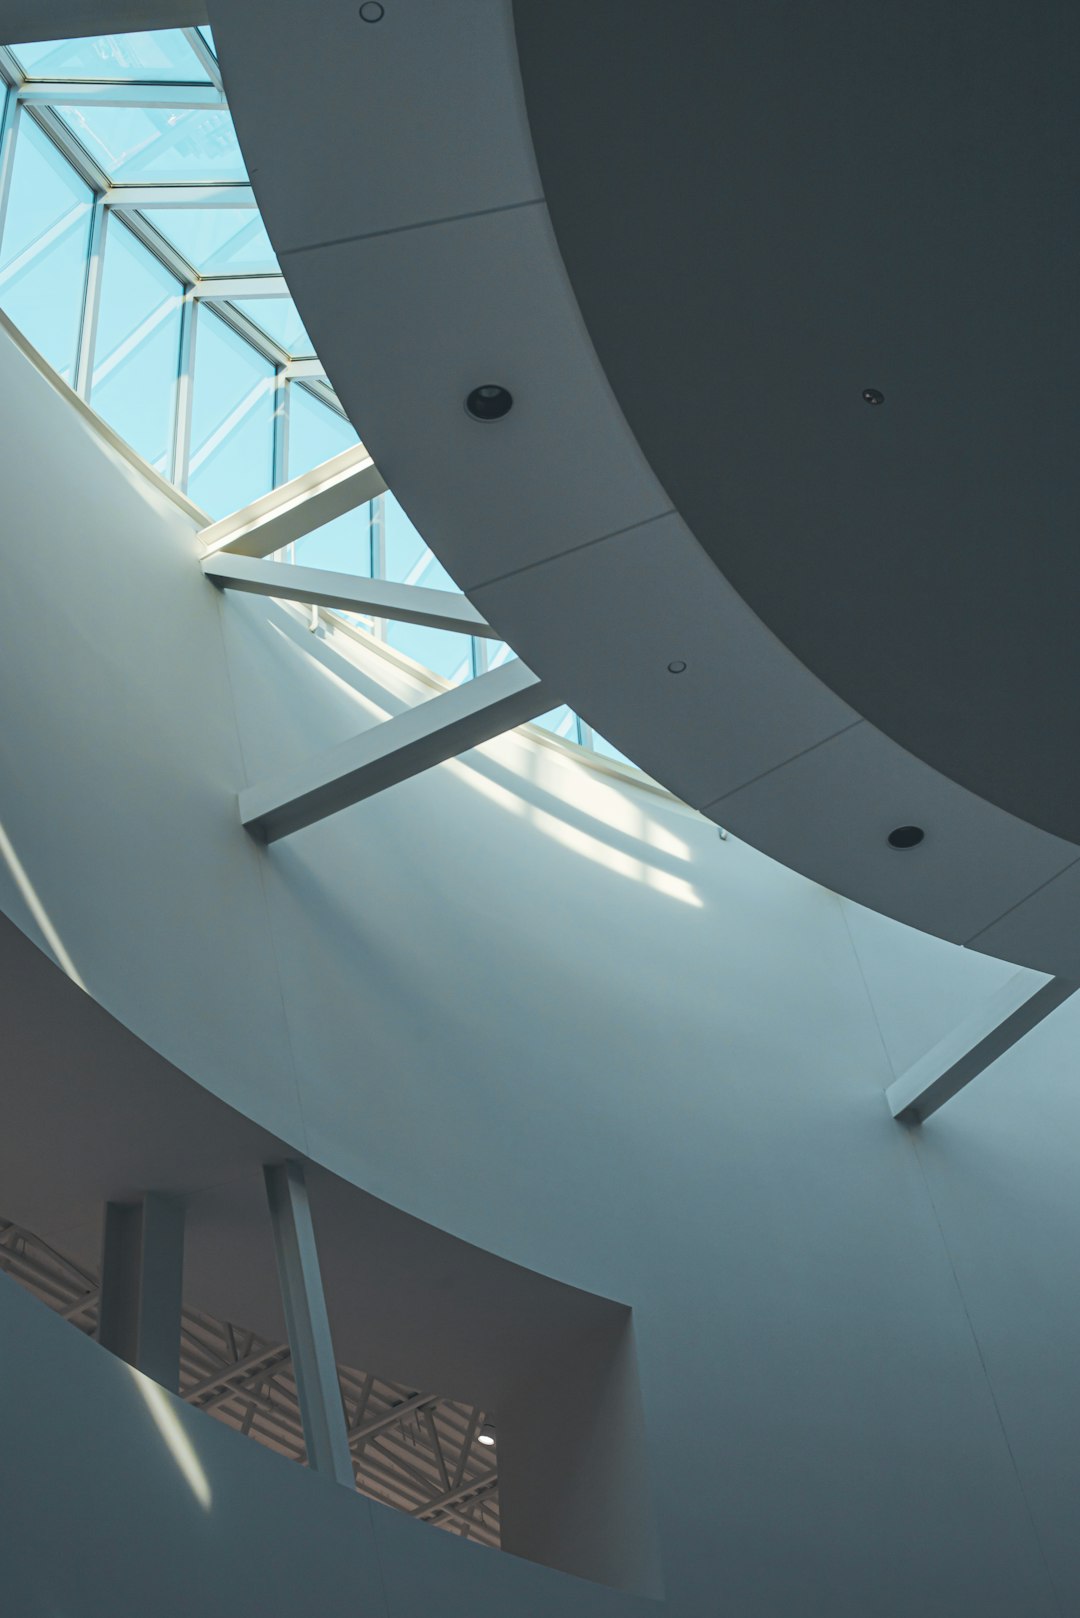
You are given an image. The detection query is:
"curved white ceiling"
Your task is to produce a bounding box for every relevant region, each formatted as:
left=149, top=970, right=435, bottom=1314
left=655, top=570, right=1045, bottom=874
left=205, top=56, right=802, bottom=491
left=210, top=0, right=1080, bottom=982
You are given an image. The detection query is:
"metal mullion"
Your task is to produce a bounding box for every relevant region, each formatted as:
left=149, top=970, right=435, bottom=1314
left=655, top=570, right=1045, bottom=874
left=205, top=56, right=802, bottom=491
left=293, top=375, right=349, bottom=421
left=0, top=47, right=24, bottom=90
left=273, top=372, right=290, bottom=490
left=183, top=28, right=224, bottom=94
left=0, top=88, right=22, bottom=247
left=111, top=204, right=197, bottom=285
left=203, top=294, right=289, bottom=369
left=22, top=101, right=109, bottom=192
left=73, top=194, right=108, bottom=398
left=172, top=290, right=199, bottom=489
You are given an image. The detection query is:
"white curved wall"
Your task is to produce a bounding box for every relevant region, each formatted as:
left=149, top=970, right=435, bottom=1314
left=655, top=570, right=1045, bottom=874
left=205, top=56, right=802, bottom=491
left=5, top=321, right=1080, bottom=1614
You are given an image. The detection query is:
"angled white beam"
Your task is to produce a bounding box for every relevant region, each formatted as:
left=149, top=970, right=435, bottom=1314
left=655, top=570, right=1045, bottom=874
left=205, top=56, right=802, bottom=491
left=264, top=1160, right=354, bottom=1488
left=195, top=275, right=290, bottom=300
left=0, top=1, right=207, bottom=40
left=97, top=1194, right=185, bottom=1393
left=19, top=83, right=224, bottom=109
left=203, top=554, right=498, bottom=638
left=200, top=443, right=386, bottom=560
left=887, top=973, right=1076, bottom=1123
left=105, top=183, right=256, bottom=211
left=281, top=356, right=325, bottom=381
left=241, top=659, right=550, bottom=844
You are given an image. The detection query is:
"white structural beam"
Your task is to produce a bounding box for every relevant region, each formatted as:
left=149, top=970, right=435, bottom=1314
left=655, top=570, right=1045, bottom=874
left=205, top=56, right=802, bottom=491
left=105, top=183, right=256, bottom=211
left=19, top=83, right=224, bottom=109
left=0, top=3, right=208, bottom=42
left=241, top=659, right=550, bottom=844
left=886, top=973, right=1076, bottom=1124
left=97, top=1194, right=186, bottom=1393
left=195, top=275, right=290, bottom=300
left=200, top=443, right=386, bottom=560
left=264, top=1160, right=354, bottom=1488
left=204, top=554, right=498, bottom=638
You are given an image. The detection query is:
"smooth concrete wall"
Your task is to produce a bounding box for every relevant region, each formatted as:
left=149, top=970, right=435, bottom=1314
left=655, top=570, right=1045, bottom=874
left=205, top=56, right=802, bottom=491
left=3, top=322, right=1080, bottom=1613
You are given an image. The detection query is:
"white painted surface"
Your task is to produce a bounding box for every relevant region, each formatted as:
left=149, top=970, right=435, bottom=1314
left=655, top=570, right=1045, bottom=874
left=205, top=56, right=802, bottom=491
left=207, top=0, right=1080, bottom=979
left=5, top=321, right=1080, bottom=1613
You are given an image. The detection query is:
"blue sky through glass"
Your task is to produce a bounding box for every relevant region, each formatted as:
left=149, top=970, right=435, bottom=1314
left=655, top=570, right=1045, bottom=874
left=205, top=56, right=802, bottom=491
left=146, top=207, right=278, bottom=275
left=0, top=28, right=598, bottom=759
left=0, top=113, right=92, bottom=381
left=287, top=385, right=371, bottom=575
left=230, top=296, right=314, bottom=356
left=187, top=308, right=274, bottom=516
left=57, top=103, right=246, bottom=183
left=91, top=218, right=183, bottom=473
left=12, top=31, right=207, bottom=81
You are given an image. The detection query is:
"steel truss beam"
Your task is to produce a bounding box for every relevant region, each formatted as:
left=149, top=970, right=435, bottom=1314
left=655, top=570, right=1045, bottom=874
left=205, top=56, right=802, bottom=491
left=203, top=554, right=496, bottom=638
left=413, top=1469, right=499, bottom=1520
left=0, top=1217, right=499, bottom=1543
left=240, top=659, right=550, bottom=844
left=886, top=973, right=1076, bottom=1123
left=199, top=442, right=386, bottom=559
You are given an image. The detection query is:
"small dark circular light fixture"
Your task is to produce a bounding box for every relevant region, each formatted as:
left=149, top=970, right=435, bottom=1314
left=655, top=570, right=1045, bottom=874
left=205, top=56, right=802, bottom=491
left=359, top=2, right=385, bottom=19
left=667, top=659, right=687, bottom=674
left=888, top=824, right=925, bottom=850
left=465, top=384, right=513, bottom=422
left=862, top=387, right=885, bottom=406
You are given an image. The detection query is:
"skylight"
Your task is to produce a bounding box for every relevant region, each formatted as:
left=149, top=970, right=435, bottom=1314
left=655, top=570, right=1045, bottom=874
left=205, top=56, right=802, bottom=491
left=0, top=26, right=623, bottom=760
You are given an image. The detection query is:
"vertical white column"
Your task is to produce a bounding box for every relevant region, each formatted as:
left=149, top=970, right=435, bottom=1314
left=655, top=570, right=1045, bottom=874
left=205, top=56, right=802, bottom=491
left=97, top=1193, right=185, bottom=1392
left=264, top=1159, right=354, bottom=1487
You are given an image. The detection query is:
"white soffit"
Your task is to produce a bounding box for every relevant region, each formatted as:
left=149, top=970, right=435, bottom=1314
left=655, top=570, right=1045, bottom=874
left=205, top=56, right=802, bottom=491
left=212, top=0, right=1080, bottom=978
left=213, top=0, right=542, bottom=250
left=714, top=724, right=1080, bottom=948
left=271, top=203, right=674, bottom=588
left=470, top=513, right=859, bottom=812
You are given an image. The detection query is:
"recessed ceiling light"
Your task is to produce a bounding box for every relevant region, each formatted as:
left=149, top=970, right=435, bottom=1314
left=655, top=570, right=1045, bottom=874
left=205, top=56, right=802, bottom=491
left=888, top=825, right=924, bottom=849
left=359, top=2, right=385, bottom=20
left=478, top=1423, right=496, bottom=1447
left=465, top=385, right=513, bottom=421
left=862, top=387, right=885, bottom=406
left=667, top=659, right=687, bottom=674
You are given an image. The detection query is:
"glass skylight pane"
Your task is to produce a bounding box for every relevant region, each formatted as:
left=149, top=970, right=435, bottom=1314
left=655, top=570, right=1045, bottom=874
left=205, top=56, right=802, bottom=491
left=533, top=706, right=583, bottom=742
left=386, top=621, right=474, bottom=685
left=145, top=208, right=277, bottom=275
left=90, top=219, right=183, bottom=475
left=229, top=296, right=314, bottom=357
left=197, top=26, right=218, bottom=57
left=0, top=115, right=92, bottom=383
left=187, top=308, right=274, bottom=517
left=286, top=385, right=370, bottom=574
left=590, top=732, right=633, bottom=765
left=383, top=493, right=429, bottom=583
left=56, top=104, right=245, bottom=183
left=12, top=31, right=208, bottom=82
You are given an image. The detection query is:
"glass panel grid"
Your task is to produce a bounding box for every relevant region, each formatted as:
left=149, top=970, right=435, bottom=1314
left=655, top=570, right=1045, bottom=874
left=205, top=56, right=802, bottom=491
left=0, top=26, right=599, bottom=761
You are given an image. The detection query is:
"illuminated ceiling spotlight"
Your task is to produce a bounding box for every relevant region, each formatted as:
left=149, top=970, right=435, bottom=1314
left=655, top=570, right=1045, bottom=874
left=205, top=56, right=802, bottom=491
left=477, top=1421, right=496, bottom=1447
